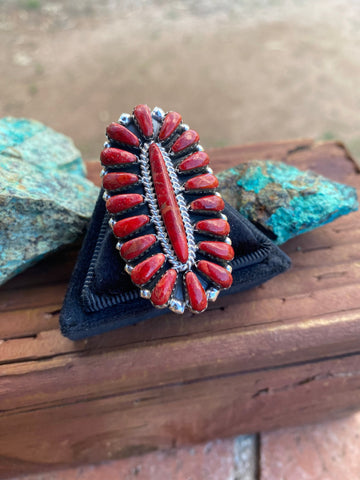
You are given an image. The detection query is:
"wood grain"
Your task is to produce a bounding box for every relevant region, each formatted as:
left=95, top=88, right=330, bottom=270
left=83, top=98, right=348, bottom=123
left=0, top=140, right=359, bottom=478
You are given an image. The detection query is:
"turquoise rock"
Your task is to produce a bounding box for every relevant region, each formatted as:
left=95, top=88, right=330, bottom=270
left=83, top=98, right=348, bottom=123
left=0, top=118, right=99, bottom=285
left=0, top=117, right=86, bottom=176
left=217, top=160, right=358, bottom=244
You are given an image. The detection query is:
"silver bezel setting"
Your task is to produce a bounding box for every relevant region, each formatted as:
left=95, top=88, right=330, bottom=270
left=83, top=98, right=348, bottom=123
left=101, top=107, right=233, bottom=313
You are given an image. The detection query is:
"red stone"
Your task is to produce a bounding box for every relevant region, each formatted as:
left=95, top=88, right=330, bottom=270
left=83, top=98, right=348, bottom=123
left=106, top=194, right=143, bottom=214
left=120, top=234, right=157, bottom=261
left=190, top=195, right=225, bottom=212
left=196, top=219, right=230, bottom=237
left=158, top=111, right=182, bottom=141
left=184, top=174, right=219, bottom=191
left=151, top=269, right=177, bottom=306
left=197, top=260, right=233, bottom=289
left=171, top=130, right=199, bottom=153
left=100, top=148, right=137, bottom=166
left=113, top=215, right=149, bottom=238
left=149, top=143, right=189, bottom=264
left=106, top=122, right=140, bottom=147
left=178, top=151, right=210, bottom=172
left=198, top=242, right=234, bottom=261
left=102, top=172, right=138, bottom=191
left=133, top=104, right=153, bottom=138
left=131, top=253, right=166, bottom=286
left=185, top=271, right=207, bottom=312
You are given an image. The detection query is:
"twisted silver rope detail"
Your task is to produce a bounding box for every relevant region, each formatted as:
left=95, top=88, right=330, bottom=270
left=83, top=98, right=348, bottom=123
left=138, top=143, right=196, bottom=272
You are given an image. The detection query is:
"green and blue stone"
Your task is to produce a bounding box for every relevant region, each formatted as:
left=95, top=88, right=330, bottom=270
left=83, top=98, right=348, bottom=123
left=0, top=117, right=99, bottom=285
left=217, top=160, right=358, bottom=244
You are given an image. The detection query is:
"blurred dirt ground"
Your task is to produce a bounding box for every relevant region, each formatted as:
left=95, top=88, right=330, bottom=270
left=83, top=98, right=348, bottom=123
left=0, top=0, right=360, bottom=160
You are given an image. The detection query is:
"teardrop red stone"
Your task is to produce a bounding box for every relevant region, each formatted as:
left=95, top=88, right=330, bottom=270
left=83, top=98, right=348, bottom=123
left=106, top=123, right=140, bottom=147
left=100, top=148, right=137, bottom=166
left=151, top=269, right=177, bottom=306
left=103, top=172, right=138, bottom=191
left=158, top=111, right=182, bottom=141
left=113, top=215, right=149, bottom=238
left=133, top=104, right=153, bottom=138
left=196, top=219, right=230, bottom=237
left=171, top=130, right=199, bottom=153
left=106, top=194, right=143, bottom=214
left=178, top=151, right=210, bottom=172
left=184, top=174, right=219, bottom=191
left=120, top=234, right=157, bottom=261
left=190, top=195, right=225, bottom=212
left=197, top=260, right=233, bottom=289
left=131, top=253, right=166, bottom=286
left=185, top=271, right=207, bottom=312
left=198, top=241, right=234, bottom=261
left=149, top=143, right=189, bottom=264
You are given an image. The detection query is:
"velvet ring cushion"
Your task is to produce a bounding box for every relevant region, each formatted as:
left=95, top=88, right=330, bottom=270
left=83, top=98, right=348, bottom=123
left=60, top=105, right=291, bottom=339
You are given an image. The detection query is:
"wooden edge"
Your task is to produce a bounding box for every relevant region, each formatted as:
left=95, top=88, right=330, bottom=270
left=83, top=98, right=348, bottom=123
left=1, top=308, right=360, bottom=416
left=0, top=351, right=360, bottom=477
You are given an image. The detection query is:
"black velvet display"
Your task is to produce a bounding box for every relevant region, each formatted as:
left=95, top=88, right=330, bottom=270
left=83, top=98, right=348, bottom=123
left=60, top=190, right=291, bottom=340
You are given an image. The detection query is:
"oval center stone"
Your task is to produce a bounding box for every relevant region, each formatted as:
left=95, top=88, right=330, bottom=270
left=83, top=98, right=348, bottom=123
left=148, top=143, right=189, bottom=264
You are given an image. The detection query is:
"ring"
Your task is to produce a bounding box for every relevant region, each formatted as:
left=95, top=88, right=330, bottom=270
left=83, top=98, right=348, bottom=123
left=101, top=105, right=233, bottom=314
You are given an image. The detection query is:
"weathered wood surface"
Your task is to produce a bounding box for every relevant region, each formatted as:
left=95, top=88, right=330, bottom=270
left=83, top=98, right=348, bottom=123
left=0, top=139, right=359, bottom=478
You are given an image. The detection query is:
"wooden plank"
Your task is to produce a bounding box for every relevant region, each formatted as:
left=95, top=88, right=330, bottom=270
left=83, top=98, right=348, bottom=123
left=1, top=262, right=360, bottom=363
left=207, top=139, right=315, bottom=172
left=1, top=305, right=360, bottom=416
left=0, top=352, right=360, bottom=478
left=1, top=259, right=359, bottom=359
left=208, top=140, right=358, bottom=181
left=0, top=284, right=67, bottom=313
left=0, top=305, right=60, bottom=339
left=285, top=241, right=360, bottom=268
left=0, top=139, right=359, bottom=477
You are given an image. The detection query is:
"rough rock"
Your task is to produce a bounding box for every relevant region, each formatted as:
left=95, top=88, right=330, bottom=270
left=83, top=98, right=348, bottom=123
left=217, top=160, right=358, bottom=244
left=0, top=117, right=86, bottom=176
left=0, top=118, right=99, bottom=285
